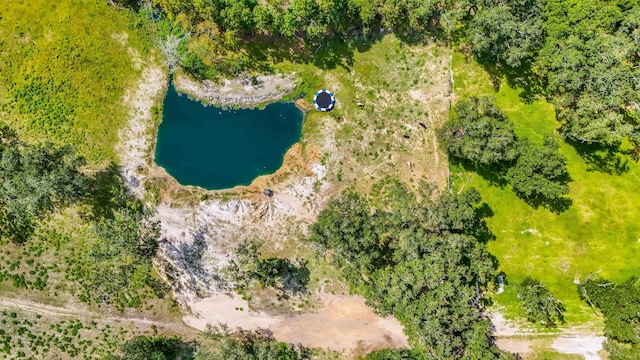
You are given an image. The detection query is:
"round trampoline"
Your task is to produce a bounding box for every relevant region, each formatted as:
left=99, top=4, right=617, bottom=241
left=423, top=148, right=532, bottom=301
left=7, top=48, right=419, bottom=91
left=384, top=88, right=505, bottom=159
left=313, top=89, right=335, bottom=111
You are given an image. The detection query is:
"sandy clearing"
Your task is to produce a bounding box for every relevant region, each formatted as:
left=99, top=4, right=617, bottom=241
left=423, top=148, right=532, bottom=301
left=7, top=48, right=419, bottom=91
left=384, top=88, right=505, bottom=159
left=270, top=294, right=408, bottom=351
left=183, top=293, right=279, bottom=330
left=496, top=338, right=533, bottom=355
left=117, top=64, right=167, bottom=199
left=489, top=310, right=537, bottom=337
left=552, top=336, right=606, bottom=360
left=183, top=293, right=408, bottom=352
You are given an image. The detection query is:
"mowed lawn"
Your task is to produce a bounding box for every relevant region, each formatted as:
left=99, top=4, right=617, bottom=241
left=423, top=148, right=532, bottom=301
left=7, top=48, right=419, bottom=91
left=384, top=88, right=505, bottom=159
left=451, top=52, right=640, bottom=327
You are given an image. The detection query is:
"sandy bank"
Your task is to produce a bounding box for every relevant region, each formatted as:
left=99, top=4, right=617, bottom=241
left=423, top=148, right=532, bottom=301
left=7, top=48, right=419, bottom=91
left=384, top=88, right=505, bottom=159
left=174, top=72, right=298, bottom=108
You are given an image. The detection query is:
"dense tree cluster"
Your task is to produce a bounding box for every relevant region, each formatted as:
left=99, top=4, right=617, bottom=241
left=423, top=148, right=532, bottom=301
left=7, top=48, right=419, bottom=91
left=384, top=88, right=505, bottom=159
left=155, top=0, right=447, bottom=39
left=439, top=97, right=570, bottom=209
left=468, top=0, right=545, bottom=68
left=0, top=124, right=88, bottom=244
left=147, top=0, right=459, bottom=79
left=468, top=0, right=640, bottom=146
left=516, top=277, right=565, bottom=328
left=579, top=276, right=640, bottom=358
left=65, top=170, right=163, bottom=310
left=310, top=180, right=512, bottom=359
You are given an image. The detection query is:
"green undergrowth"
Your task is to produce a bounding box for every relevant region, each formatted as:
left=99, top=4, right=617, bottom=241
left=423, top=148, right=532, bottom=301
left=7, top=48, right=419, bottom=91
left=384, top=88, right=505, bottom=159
left=0, top=308, right=182, bottom=360
left=451, top=52, right=640, bottom=327
left=0, top=0, right=155, bottom=164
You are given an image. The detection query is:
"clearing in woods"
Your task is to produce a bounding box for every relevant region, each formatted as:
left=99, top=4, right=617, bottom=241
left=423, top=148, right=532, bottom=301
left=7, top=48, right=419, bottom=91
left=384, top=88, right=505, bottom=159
left=451, top=52, right=640, bottom=328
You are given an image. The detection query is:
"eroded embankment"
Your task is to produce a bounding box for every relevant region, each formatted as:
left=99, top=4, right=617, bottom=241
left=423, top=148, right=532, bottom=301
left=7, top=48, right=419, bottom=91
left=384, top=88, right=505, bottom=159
left=173, top=72, right=298, bottom=108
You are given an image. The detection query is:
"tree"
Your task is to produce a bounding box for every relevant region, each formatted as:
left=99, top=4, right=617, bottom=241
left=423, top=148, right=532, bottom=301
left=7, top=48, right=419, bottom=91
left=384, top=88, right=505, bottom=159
left=506, top=137, right=570, bottom=207
left=195, top=326, right=312, bottom=360
left=365, top=348, right=426, bottom=359
left=76, top=207, right=160, bottom=308
left=366, top=233, right=497, bottom=358
left=227, top=240, right=310, bottom=294
left=517, top=277, right=565, bottom=328
left=535, top=0, right=640, bottom=145
left=439, top=96, right=519, bottom=166
left=105, top=336, right=187, bottom=360
left=309, top=192, right=386, bottom=287
left=579, top=277, right=640, bottom=346
left=0, top=126, right=88, bottom=243
left=468, top=0, right=545, bottom=67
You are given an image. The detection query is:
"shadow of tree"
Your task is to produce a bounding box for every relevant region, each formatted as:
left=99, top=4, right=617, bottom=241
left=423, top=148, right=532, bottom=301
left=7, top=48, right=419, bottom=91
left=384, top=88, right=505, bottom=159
left=473, top=57, right=546, bottom=104
left=566, top=139, right=630, bottom=175
left=515, top=193, right=573, bottom=214
left=475, top=202, right=497, bottom=244
left=84, top=162, right=142, bottom=220
left=230, top=32, right=383, bottom=80
left=453, top=159, right=510, bottom=189
left=276, top=258, right=311, bottom=299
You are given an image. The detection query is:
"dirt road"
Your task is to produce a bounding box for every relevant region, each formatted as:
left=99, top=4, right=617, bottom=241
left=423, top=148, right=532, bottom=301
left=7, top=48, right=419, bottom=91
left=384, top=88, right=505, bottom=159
left=0, top=296, right=189, bottom=334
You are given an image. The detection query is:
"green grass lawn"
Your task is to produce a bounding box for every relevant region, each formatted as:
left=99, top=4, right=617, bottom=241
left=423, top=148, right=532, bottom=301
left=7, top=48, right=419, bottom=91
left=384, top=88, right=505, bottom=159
left=452, top=52, right=640, bottom=327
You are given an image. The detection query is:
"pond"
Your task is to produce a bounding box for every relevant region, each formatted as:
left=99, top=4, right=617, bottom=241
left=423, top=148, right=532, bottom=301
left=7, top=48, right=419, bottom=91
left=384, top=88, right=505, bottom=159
left=155, top=83, right=304, bottom=190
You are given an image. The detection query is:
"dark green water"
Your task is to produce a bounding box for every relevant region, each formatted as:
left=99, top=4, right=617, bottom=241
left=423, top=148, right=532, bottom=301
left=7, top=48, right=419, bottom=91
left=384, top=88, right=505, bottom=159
left=155, top=83, right=303, bottom=190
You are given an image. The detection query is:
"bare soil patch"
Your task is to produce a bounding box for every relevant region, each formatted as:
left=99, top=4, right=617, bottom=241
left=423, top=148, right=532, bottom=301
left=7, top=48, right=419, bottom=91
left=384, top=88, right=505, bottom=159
left=496, top=338, right=533, bottom=355
left=183, top=293, right=408, bottom=354
left=552, top=336, right=606, bottom=360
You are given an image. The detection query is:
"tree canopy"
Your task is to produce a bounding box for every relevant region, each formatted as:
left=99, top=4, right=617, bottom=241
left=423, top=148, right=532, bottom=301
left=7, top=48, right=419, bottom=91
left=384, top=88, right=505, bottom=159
left=517, top=277, right=565, bottom=328
left=310, top=180, right=511, bottom=359
left=194, top=326, right=312, bottom=360
left=439, top=96, right=519, bottom=166
left=467, top=0, right=640, bottom=146
left=468, top=0, right=545, bottom=68
left=579, top=276, right=640, bottom=358
left=507, top=137, right=570, bottom=207
left=0, top=124, right=88, bottom=243
left=106, top=336, right=186, bottom=360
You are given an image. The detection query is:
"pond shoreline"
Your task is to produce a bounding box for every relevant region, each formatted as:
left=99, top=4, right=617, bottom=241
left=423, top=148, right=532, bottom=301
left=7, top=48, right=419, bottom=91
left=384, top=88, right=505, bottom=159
left=155, top=80, right=305, bottom=190
left=173, top=72, right=299, bottom=109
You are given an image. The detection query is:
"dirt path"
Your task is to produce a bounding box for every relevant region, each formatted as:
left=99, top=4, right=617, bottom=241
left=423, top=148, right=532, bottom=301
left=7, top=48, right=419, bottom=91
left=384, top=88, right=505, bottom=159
left=183, top=293, right=408, bottom=352
left=491, top=309, right=607, bottom=359
left=0, top=296, right=188, bottom=333
left=552, top=336, right=606, bottom=360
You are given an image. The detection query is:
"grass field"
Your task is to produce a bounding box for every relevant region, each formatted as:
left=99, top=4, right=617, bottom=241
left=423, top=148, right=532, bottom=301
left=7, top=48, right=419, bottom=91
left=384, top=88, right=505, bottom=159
left=0, top=0, right=154, bottom=164
left=273, top=35, right=451, bottom=194
left=451, top=52, right=640, bottom=327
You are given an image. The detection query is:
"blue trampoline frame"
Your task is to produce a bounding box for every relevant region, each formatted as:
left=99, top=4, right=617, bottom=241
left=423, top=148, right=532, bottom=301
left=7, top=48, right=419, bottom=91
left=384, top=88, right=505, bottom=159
left=313, top=89, right=335, bottom=111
